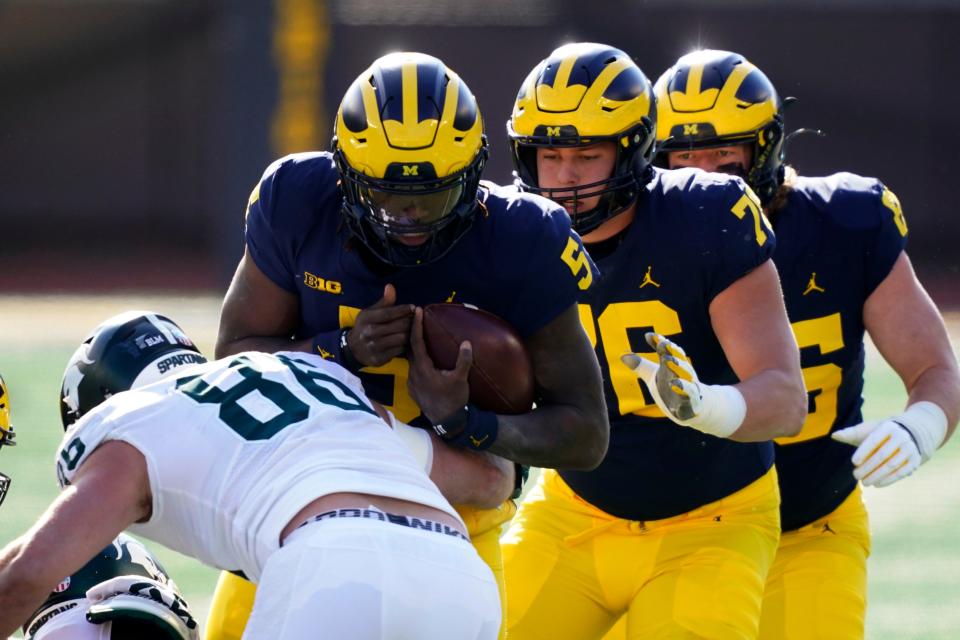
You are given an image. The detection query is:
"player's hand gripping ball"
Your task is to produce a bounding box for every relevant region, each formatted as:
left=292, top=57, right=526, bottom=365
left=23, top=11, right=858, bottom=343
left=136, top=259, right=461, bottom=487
left=422, top=303, right=534, bottom=414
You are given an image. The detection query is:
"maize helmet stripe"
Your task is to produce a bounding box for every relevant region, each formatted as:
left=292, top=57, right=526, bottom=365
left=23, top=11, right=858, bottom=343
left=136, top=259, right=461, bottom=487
left=538, top=55, right=584, bottom=112
left=402, top=63, right=418, bottom=127
left=535, top=46, right=642, bottom=115
left=336, top=52, right=484, bottom=176
left=0, top=374, right=9, bottom=426
left=0, top=373, right=13, bottom=445
left=590, top=60, right=641, bottom=108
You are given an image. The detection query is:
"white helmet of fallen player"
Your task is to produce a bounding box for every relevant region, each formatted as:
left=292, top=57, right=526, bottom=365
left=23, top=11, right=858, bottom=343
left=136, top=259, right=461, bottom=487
left=59, top=311, right=207, bottom=429
left=23, top=534, right=198, bottom=639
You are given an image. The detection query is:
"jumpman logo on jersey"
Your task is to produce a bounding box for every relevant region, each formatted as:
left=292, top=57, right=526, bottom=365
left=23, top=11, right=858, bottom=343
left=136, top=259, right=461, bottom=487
left=803, top=272, right=825, bottom=296
left=469, top=434, right=489, bottom=447
left=446, top=291, right=457, bottom=302
left=316, top=346, right=334, bottom=360
left=822, top=522, right=837, bottom=535
left=639, top=266, right=661, bottom=289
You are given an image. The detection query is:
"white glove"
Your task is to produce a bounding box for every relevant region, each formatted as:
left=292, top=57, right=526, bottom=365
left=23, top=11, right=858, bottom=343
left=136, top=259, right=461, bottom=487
left=621, top=332, right=746, bottom=438
left=832, top=401, right=948, bottom=488
left=85, top=575, right=199, bottom=639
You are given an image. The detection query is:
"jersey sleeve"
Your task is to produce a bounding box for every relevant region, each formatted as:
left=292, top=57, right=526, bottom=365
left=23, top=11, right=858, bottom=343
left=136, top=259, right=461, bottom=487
left=507, top=200, right=599, bottom=337
left=244, top=158, right=299, bottom=293
left=863, top=181, right=908, bottom=295
left=707, top=178, right=776, bottom=301
left=55, top=413, right=110, bottom=488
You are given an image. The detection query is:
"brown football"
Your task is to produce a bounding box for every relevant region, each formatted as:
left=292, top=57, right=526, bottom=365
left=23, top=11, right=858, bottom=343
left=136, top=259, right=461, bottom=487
left=422, top=303, right=534, bottom=414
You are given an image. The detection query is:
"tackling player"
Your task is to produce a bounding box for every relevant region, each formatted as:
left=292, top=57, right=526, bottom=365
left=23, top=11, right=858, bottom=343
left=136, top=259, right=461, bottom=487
left=500, top=42, right=807, bottom=639
left=1, top=376, right=198, bottom=639
left=212, top=51, right=608, bottom=639
left=654, top=49, right=960, bottom=639
left=0, top=310, right=510, bottom=639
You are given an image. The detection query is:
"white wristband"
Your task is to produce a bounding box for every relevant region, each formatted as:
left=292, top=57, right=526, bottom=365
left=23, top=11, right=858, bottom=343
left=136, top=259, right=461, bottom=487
left=895, top=401, right=948, bottom=463
left=688, top=383, right=747, bottom=439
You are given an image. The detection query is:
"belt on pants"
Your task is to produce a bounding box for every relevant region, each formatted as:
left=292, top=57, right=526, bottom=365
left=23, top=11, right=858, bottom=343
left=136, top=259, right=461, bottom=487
left=291, top=507, right=470, bottom=543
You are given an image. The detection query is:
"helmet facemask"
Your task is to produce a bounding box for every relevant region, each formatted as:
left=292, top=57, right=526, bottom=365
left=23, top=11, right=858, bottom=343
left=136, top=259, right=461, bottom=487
left=336, top=141, right=487, bottom=267
left=509, top=120, right=654, bottom=236
left=656, top=114, right=786, bottom=205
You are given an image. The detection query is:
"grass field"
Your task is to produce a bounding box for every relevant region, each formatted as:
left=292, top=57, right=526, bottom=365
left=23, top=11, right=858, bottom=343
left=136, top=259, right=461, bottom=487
left=1, top=294, right=958, bottom=638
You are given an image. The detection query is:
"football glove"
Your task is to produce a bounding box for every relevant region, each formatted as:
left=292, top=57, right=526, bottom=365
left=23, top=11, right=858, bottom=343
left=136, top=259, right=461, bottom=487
left=621, top=332, right=746, bottom=438
left=832, top=401, right=948, bottom=488
left=85, top=575, right=199, bottom=640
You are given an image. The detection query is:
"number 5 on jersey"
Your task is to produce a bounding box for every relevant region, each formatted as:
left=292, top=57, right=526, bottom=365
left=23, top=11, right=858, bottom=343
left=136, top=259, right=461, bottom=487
left=561, top=235, right=593, bottom=290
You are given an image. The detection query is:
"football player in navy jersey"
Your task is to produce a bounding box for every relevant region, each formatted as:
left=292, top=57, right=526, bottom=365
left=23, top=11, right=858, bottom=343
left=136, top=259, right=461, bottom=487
left=212, top=52, right=609, bottom=639
left=655, top=49, right=960, bottom=639
left=500, top=42, right=806, bottom=640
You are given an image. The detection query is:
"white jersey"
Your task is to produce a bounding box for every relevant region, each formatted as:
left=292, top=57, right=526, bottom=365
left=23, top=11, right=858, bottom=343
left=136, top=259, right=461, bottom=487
left=55, top=351, right=460, bottom=582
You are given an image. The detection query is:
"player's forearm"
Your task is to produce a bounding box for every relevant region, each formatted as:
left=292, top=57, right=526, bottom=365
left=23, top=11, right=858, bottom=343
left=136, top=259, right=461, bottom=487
left=730, top=368, right=807, bottom=442
left=905, top=363, right=960, bottom=441
left=490, top=402, right=609, bottom=470
left=0, top=539, right=52, bottom=637
left=451, top=451, right=515, bottom=508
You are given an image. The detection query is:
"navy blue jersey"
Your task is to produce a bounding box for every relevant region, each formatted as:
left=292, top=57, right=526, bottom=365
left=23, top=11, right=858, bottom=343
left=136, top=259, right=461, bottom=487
left=244, top=151, right=597, bottom=424
left=772, top=173, right=907, bottom=531
left=560, top=167, right=776, bottom=521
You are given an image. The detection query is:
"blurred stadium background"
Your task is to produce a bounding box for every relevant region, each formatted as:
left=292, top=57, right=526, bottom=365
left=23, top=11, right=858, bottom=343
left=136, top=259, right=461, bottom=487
left=1, top=1, right=958, bottom=637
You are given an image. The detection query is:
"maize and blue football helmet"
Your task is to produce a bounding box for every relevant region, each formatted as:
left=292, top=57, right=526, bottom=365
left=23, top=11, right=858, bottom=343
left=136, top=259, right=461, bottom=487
left=654, top=49, right=785, bottom=205
left=507, top=42, right=657, bottom=235
left=333, top=52, right=488, bottom=267
left=0, top=373, right=14, bottom=507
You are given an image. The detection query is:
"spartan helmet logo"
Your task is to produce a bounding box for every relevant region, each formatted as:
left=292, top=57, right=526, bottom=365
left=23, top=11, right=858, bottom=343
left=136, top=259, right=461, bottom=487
left=61, top=343, right=96, bottom=416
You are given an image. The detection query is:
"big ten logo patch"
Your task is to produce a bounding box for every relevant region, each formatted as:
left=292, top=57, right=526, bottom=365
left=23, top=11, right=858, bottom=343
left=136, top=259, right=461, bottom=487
left=304, top=272, right=342, bottom=294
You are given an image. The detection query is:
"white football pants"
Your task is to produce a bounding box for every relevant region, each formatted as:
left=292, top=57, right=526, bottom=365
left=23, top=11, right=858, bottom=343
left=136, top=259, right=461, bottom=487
left=244, top=517, right=501, bottom=639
